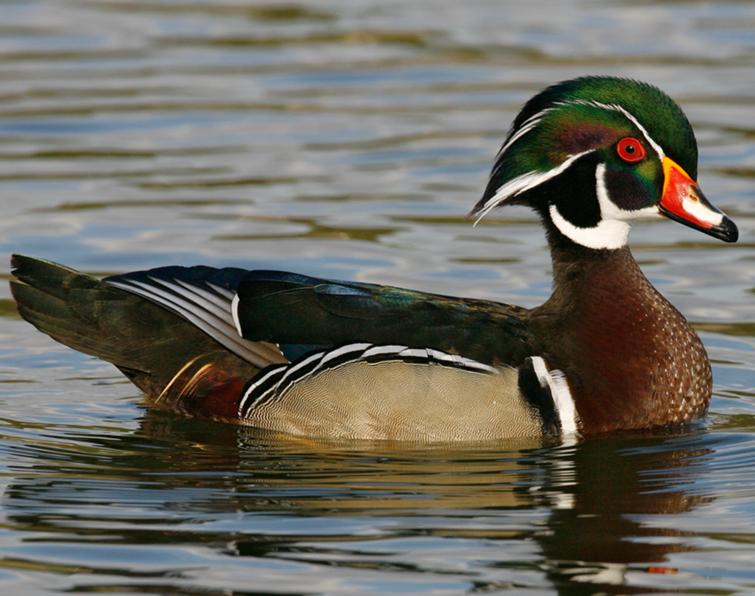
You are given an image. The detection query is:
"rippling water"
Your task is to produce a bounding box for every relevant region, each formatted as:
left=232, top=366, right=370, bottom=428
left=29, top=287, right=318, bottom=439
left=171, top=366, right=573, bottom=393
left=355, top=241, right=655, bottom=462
left=0, top=0, right=753, bottom=593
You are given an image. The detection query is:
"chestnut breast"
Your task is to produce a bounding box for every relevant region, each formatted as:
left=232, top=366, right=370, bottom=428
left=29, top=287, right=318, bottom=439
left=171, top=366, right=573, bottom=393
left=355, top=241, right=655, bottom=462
left=530, top=248, right=711, bottom=434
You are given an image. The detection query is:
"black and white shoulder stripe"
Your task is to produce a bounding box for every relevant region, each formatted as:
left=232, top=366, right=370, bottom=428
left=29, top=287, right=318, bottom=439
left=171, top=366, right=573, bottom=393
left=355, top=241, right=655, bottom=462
left=237, top=343, right=497, bottom=418
left=518, top=355, right=579, bottom=437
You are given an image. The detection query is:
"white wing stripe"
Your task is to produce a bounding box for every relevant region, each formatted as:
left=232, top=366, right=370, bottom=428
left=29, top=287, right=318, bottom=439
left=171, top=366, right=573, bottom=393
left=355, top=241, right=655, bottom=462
left=172, top=278, right=230, bottom=311
left=150, top=277, right=230, bottom=321
left=111, top=279, right=240, bottom=347
left=231, top=293, right=243, bottom=336
left=207, top=282, right=235, bottom=300
left=143, top=278, right=283, bottom=362
left=108, top=279, right=274, bottom=368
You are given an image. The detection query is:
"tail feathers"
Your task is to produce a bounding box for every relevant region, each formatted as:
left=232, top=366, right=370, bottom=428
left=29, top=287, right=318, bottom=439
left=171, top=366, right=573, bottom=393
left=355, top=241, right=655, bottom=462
left=12, top=281, right=140, bottom=365
left=11, top=254, right=96, bottom=301
left=10, top=255, right=261, bottom=399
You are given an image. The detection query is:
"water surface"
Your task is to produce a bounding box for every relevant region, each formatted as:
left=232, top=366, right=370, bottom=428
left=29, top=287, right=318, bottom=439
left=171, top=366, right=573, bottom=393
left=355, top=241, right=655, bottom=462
left=0, top=0, right=753, bottom=593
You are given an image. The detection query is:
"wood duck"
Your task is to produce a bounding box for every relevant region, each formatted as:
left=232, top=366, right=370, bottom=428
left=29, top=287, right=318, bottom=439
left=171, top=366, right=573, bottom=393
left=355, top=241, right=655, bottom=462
left=10, top=76, right=738, bottom=442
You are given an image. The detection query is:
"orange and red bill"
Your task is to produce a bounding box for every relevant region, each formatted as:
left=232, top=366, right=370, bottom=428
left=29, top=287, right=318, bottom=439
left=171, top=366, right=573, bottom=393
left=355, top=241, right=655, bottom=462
left=659, top=157, right=738, bottom=242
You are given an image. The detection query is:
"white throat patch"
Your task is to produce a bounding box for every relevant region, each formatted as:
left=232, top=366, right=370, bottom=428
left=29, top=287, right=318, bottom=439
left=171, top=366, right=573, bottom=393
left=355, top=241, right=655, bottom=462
left=549, top=163, right=660, bottom=250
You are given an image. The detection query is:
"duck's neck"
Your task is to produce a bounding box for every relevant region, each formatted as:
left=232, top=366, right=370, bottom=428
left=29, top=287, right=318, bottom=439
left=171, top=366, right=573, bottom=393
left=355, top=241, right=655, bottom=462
left=530, top=232, right=711, bottom=433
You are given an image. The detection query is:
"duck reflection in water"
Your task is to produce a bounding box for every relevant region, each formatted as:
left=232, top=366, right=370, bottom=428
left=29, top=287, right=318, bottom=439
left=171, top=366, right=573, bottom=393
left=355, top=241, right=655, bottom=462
left=2, top=410, right=713, bottom=593
left=533, top=436, right=711, bottom=592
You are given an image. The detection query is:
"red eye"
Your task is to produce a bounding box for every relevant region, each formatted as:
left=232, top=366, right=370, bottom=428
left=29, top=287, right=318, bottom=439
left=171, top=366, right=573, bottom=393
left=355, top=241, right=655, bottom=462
left=616, top=137, right=646, bottom=163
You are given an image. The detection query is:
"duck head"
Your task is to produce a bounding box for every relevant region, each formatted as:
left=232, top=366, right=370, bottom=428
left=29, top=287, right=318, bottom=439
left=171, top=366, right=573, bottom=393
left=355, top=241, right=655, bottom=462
left=472, top=77, right=738, bottom=249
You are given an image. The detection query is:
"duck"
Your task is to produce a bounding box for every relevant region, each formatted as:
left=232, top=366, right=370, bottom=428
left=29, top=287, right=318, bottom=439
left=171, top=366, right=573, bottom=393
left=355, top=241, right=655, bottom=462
left=10, top=76, right=738, bottom=442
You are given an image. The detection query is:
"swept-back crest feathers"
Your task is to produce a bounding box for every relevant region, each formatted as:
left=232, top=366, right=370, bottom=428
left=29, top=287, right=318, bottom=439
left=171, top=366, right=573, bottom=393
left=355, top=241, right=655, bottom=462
left=473, top=77, right=698, bottom=220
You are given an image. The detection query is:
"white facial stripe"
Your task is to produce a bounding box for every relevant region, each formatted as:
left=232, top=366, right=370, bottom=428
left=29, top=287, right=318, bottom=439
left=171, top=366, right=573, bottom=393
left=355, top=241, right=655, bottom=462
left=555, top=99, right=665, bottom=160
left=531, top=356, right=579, bottom=437
left=481, top=99, right=665, bottom=229
left=550, top=164, right=661, bottom=250
left=475, top=150, right=594, bottom=225
left=595, top=163, right=660, bottom=222
left=496, top=107, right=555, bottom=158
left=612, top=104, right=665, bottom=160
left=682, top=197, right=724, bottom=226
left=499, top=100, right=665, bottom=168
